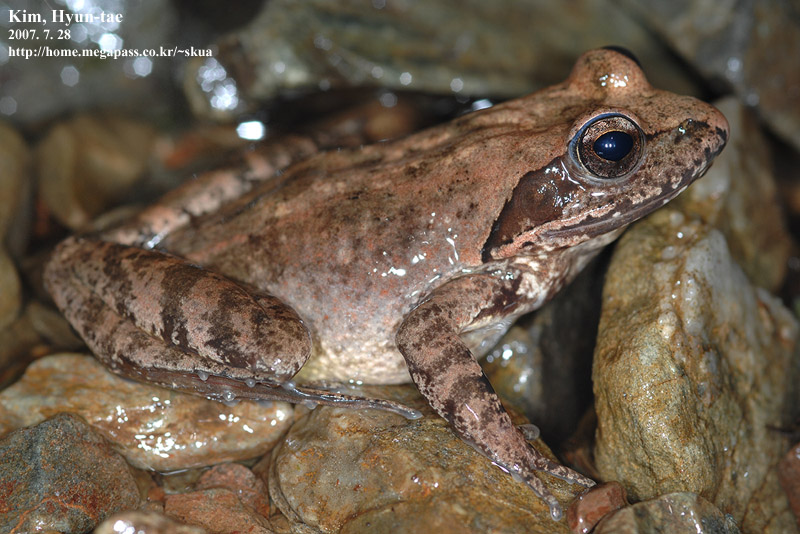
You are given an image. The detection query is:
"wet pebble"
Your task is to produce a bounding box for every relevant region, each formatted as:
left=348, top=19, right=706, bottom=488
left=0, top=250, right=21, bottom=332
left=0, top=353, right=294, bottom=471
left=94, top=510, right=206, bottom=534
left=567, top=482, right=628, bottom=534
left=0, top=412, right=139, bottom=533
left=0, top=121, right=32, bottom=257
left=196, top=463, right=270, bottom=518
left=0, top=304, right=47, bottom=392
left=594, top=492, right=740, bottom=533
left=184, top=0, right=697, bottom=120
left=164, top=488, right=272, bottom=534
left=25, top=300, right=84, bottom=351
left=267, top=385, right=580, bottom=533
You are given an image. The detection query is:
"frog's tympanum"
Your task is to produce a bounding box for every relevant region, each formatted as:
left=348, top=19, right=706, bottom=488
left=45, top=48, right=728, bottom=520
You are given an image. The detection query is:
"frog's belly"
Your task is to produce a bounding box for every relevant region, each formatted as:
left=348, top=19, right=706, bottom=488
left=294, top=334, right=412, bottom=385
left=260, top=265, right=434, bottom=386
left=290, top=312, right=515, bottom=386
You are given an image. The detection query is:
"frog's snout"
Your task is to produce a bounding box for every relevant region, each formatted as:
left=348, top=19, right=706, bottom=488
left=707, top=104, right=730, bottom=157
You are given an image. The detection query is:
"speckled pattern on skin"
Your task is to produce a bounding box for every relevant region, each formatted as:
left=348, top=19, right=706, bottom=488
left=45, top=48, right=729, bottom=520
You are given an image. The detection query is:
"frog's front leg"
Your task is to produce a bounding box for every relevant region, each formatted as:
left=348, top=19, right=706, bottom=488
left=396, top=274, right=594, bottom=520
left=44, top=237, right=420, bottom=418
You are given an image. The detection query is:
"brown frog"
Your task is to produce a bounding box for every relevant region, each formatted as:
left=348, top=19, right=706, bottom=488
left=45, top=48, right=728, bottom=519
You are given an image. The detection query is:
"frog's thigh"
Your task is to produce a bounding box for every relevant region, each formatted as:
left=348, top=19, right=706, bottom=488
left=45, top=237, right=311, bottom=386
left=395, top=275, right=593, bottom=520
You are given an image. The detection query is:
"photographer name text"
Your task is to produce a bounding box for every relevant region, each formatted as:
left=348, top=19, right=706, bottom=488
left=9, top=9, right=123, bottom=25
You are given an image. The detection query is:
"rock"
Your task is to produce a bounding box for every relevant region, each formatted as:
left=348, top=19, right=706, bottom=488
left=593, top=209, right=798, bottom=532
left=0, top=412, right=140, bottom=533
left=265, top=511, right=293, bottom=534
left=0, top=354, right=294, bottom=471
left=0, top=305, right=46, bottom=392
left=25, top=300, right=84, bottom=351
left=594, top=492, right=740, bottom=533
left=94, top=511, right=206, bottom=534
left=672, top=97, right=792, bottom=292
left=164, top=488, right=272, bottom=534
left=613, top=0, right=800, bottom=152
left=37, top=114, right=157, bottom=230
left=567, top=482, right=628, bottom=534
left=0, top=300, right=84, bottom=392
left=268, top=385, right=581, bottom=533
left=337, top=499, right=516, bottom=534
left=0, top=121, right=32, bottom=258
left=0, top=250, right=21, bottom=332
left=779, top=442, right=800, bottom=529
left=0, top=122, right=30, bottom=331
left=196, top=463, right=270, bottom=518
left=156, top=468, right=207, bottom=496
left=184, top=0, right=698, bottom=120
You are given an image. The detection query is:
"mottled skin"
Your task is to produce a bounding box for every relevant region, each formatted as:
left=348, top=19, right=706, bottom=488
left=45, top=49, right=729, bottom=520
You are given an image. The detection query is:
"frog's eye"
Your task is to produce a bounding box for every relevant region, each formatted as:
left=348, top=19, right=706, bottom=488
left=572, top=113, right=644, bottom=179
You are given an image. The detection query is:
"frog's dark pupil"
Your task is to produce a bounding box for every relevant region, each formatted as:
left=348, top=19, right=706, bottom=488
left=593, top=131, right=633, bottom=162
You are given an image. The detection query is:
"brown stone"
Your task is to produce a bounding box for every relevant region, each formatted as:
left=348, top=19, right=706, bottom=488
left=165, top=488, right=272, bottom=534
left=567, top=482, right=628, bottom=534
left=593, top=210, right=798, bottom=532
left=0, top=354, right=294, bottom=471
left=94, top=510, right=206, bottom=534
left=196, top=463, right=270, bottom=518
left=0, top=413, right=140, bottom=533
left=268, top=386, right=581, bottom=533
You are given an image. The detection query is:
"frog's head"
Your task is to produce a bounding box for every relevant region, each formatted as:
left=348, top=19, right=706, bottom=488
left=482, top=47, right=729, bottom=260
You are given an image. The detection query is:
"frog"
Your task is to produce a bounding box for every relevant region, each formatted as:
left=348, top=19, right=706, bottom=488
left=44, top=48, right=728, bottom=520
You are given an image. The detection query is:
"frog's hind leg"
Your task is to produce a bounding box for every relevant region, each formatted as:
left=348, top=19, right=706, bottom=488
left=45, top=236, right=306, bottom=378
left=396, top=274, right=595, bottom=521
left=45, top=236, right=421, bottom=419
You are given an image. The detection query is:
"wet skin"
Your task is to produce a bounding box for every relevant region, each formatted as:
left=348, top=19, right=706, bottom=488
left=45, top=48, right=729, bottom=519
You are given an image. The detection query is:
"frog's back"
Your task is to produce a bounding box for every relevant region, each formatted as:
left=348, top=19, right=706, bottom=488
left=160, top=110, right=563, bottom=382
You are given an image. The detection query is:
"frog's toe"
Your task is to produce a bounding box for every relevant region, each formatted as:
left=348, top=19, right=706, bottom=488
left=547, top=497, right=564, bottom=522
left=514, top=450, right=595, bottom=521
left=517, top=423, right=540, bottom=441
left=513, top=463, right=565, bottom=520
left=532, top=454, right=596, bottom=488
